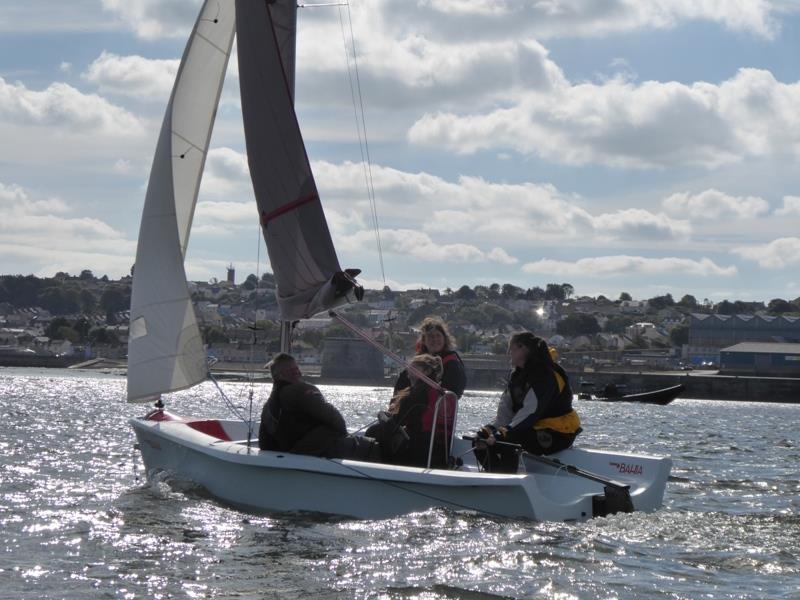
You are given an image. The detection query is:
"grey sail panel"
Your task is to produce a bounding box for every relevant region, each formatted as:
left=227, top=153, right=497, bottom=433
left=267, top=0, right=298, bottom=101
left=127, top=0, right=236, bottom=402
left=236, top=0, right=360, bottom=321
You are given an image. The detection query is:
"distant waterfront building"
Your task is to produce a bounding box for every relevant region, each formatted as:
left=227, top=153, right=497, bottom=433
left=719, top=342, right=800, bottom=376
left=689, top=314, right=800, bottom=346
left=321, top=337, right=384, bottom=379
left=687, top=313, right=800, bottom=366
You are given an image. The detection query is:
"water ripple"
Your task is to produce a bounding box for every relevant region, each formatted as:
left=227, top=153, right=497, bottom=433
left=0, top=370, right=798, bottom=598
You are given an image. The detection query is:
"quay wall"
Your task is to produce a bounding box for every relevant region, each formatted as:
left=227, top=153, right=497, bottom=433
left=461, top=357, right=799, bottom=403
left=563, top=371, right=797, bottom=403
left=297, top=367, right=800, bottom=403
left=59, top=357, right=800, bottom=403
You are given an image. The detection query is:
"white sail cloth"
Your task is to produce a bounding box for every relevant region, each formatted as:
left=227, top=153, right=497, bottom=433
left=127, top=1, right=236, bottom=402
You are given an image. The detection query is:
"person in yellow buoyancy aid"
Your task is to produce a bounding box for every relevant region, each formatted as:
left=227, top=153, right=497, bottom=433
left=474, top=332, right=582, bottom=473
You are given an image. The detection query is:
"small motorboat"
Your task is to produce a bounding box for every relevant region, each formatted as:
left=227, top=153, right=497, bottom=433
left=580, top=383, right=684, bottom=405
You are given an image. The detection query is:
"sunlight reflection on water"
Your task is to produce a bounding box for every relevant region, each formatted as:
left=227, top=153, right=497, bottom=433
left=0, top=369, right=798, bottom=598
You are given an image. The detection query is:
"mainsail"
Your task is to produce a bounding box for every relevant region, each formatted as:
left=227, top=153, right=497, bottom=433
left=236, top=0, right=361, bottom=321
left=127, top=1, right=236, bottom=402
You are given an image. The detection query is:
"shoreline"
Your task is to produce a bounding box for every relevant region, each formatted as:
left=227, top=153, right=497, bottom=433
left=2, top=359, right=798, bottom=403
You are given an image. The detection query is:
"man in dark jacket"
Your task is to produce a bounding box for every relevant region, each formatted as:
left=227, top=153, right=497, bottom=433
left=259, top=353, right=350, bottom=456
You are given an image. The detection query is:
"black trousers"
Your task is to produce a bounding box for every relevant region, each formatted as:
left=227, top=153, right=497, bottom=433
left=475, top=428, right=579, bottom=473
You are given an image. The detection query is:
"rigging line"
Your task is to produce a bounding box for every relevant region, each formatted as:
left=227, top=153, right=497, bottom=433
left=331, top=310, right=447, bottom=395
left=208, top=371, right=250, bottom=425
left=336, top=6, right=370, bottom=239
left=339, top=2, right=385, bottom=282
left=346, top=2, right=384, bottom=280
left=246, top=224, right=264, bottom=391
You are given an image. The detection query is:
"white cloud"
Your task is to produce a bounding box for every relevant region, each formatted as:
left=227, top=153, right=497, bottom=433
left=0, top=1, right=118, bottom=34
left=0, top=76, right=142, bottom=136
left=337, top=228, right=512, bottom=265
left=0, top=182, right=27, bottom=203
left=101, top=0, right=202, bottom=40
left=81, top=51, right=240, bottom=107
left=83, top=51, right=178, bottom=101
left=408, top=68, right=800, bottom=169
left=201, top=147, right=252, bottom=198
left=195, top=201, right=253, bottom=226
left=311, top=160, right=693, bottom=248
left=522, top=255, right=737, bottom=277
left=113, top=159, right=134, bottom=174
left=732, top=237, right=800, bottom=269
left=487, top=247, right=519, bottom=265
left=775, top=195, right=800, bottom=216
left=1, top=181, right=69, bottom=215
left=414, top=0, right=780, bottom=40
left=663, top=189, right=770, bottom=219
left=0, top=180, right=134, bottom=277
left=593, top=209, right=691, bottom=240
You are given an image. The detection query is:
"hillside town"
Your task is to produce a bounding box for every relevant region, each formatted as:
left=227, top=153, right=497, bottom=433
left=2, top=268, right=799, bottom=382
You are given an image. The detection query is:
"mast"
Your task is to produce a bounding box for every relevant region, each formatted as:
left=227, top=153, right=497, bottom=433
left=272, top=0, right=299, bottom=355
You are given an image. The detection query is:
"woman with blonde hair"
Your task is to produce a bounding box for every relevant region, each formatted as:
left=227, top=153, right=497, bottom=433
left=393, top=316, right=467, bottom=398
left=371, top=353, right=455, bottom=468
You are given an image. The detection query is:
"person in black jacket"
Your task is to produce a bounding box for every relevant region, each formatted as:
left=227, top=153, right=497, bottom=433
left=259, top=353, right=375, bottom=459
left=370, top=354, right=455, bottom=468
left=474, top=332, right=582, bottom=472
left=393, top=316, right=467, bottom=398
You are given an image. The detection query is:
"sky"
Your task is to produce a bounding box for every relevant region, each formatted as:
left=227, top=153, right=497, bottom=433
left=1, top=0, right=799, bottom=304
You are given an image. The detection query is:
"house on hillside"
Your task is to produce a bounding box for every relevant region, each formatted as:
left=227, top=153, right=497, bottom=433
left=570, top=335, right=594, bottom=350
left=619, top=300, right=648, bottom=314
left=595, top=332, right=627, bottom=350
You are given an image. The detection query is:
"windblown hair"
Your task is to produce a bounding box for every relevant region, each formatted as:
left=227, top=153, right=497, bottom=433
left=417, top=316, right=456, bottom=353
left=388, top=353, right=443, bottom=414
left=509, top=332, right=555, bottom=370
left=409, top=353, right=444, bottom=383
left=267, top=352, right=295, bottom=380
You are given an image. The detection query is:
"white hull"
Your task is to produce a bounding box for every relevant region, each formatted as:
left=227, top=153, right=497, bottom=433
left=131, top=413, right=671, bottom=521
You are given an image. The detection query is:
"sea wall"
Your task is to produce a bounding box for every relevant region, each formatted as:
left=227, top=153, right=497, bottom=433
left=0, top=355, right=82, bottom=368
left=460, top=357, right=800, bottom=403
left=62, top=356, right=800, bottom=403
left=566, top=371, right=800, bottom=404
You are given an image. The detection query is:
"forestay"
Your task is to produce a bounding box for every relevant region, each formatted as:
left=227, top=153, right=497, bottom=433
left=127, top=1, right=236, bottom=402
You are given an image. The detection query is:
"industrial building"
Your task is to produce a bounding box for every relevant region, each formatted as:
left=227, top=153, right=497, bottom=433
left=688, top=314, right=800, bottom=365
left=719, top=342, right=800, bottom=376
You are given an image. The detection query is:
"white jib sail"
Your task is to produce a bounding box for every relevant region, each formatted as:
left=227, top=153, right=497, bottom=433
left=127, top=0, right=236, bottom=402
left=236, top=0, right=361, bottom=321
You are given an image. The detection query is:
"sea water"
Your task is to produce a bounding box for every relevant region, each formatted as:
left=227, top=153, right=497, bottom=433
left=0, top=368, right=798, bottom=599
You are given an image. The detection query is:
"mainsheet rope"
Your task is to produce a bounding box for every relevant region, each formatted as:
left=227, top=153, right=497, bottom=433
left=329, top=311, right=447, bottom=395
left=330, top=310, right=456, bottom=469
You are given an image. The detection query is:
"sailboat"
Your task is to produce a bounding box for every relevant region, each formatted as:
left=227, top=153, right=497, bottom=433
left=127, top=0, right=671, bottom=521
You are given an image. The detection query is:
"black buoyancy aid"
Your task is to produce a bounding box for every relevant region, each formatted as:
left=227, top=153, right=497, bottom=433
left=509, top=363, right=574, bottom=422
